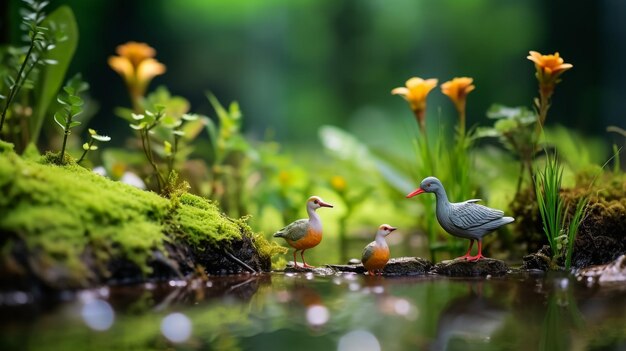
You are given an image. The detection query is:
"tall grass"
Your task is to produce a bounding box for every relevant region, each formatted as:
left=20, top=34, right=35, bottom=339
left=535, top=153, right=588, bottom=269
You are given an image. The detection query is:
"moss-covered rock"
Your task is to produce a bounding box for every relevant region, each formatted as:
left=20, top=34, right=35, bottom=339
left=511, top=172, right=626, bottom=269
left=0, top=146, right=281, bottom=291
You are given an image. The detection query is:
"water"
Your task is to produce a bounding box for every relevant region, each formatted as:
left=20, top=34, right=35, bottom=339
left=0, top=272, right=625, bottom=351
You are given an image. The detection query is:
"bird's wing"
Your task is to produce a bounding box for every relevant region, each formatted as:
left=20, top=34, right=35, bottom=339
left=450, top=201, right=504, bottom=230
left=274, top=219, right=309, bottom=241
left=361, top=242, right=376, bottom=264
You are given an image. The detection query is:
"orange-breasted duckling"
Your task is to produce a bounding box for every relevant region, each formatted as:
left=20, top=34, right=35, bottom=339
left=361, top=224, right=397, bottom=275
left=273, top=196, right=333, bottom=268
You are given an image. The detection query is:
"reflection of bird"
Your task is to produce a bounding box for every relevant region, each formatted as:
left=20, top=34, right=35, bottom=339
left=361, top=224, right=397, bottom=275
left=273, top=196, right=333, bottom=268
left=432, top=290, right=508, bottom=351
left=406, top=177, right=514, bottom=261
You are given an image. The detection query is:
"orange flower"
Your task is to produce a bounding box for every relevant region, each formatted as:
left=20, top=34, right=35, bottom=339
left=527, top=51, right=573, bottom=129
left=441, top=77, right=475, bottom=113
left=108, top=42, right=166, bottom=110
left=392, top=77, right=438, bottom=131
left=527, top=51, right=572, bottom=87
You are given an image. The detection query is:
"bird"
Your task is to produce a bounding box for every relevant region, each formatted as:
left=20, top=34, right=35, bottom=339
left=406, top=176, right=514, bottom=261
left=361, top=224, right=397, bottom=275
left=273, top=196, right=333, bottom=268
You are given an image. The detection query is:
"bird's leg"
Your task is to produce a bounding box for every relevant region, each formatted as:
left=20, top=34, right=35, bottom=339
left=468, top=241, right=486, bottom=261
left=293, top=250, right=302, bottom=269
left=457, top=240, right=475, bottom=260
left=301, top=250, right=315, bottom=268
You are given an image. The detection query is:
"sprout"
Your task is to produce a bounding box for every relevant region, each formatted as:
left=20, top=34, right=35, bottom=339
left=77, top=127, right=111, bottom=164
left=55, top=74, right=88, bottom=164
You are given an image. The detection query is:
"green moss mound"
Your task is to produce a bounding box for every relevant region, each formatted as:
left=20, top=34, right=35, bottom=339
left=511, top=171, right=626, bottom=268
left=0, top=146, right=279, bottom=290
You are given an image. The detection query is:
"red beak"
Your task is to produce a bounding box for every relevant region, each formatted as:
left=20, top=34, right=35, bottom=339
left=406, top=188, right=425, bottom=198
left=319, top=201, right=334, bottom=208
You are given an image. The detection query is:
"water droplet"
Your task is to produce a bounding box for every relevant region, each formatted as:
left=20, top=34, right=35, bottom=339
left=161, top=312, right=192, bottom=343
left=81, top=299, right=114, bottom=331
left=306, top=304, right=329, bottom=326
left=338, top=330, right=381, bottom=351
left=393, top=298, right=411, bottom=315
left=372, top=286, right=384, bottom=294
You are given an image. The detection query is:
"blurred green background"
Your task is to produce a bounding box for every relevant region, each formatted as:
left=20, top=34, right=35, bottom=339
left=3, top=0, right=625, bottom=146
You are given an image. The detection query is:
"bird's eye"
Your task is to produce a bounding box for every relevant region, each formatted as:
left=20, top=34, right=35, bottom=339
left=314, top=200, right=319, bottom=204
left=427, top=183, right=431, bottom=187
left=382, top=226, right=388, bottom=230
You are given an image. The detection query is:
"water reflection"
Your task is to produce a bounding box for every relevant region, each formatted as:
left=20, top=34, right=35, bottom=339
left=431, top=283, right=508, bottom=351
left=81, top=299, right=114, bottom=331
left=338, top=330, right=381, bottom=351
left=0, top=273, right=624, bottom=351
left=161, top=312, right=192, bottom=343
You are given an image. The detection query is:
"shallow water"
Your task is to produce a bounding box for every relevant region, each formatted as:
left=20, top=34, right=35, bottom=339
left=0, top=271, right=625, bottom=351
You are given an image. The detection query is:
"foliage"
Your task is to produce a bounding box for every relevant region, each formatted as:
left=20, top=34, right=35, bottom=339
left=77, top=128, right=111, bottom=164
left=31, top=5, right=78, bottom=144
left=121, top=87, right=205, bottom=195
left=0, top=1, right=76, bottom=152
left=534, top=153, right=588, bottom=269
left=477, top=104, right=537, bottom=194
left=53, top=73, right=88, bottom=164
left=203, top=92, right=251, bottom=217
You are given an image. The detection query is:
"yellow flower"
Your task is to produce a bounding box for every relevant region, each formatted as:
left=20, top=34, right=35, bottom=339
left=278, top=170, right=293, bottom=187
left=441, top=77, right=475, bottom=134
left=527, top=51, right=572, bottom=86
left=330, top=175, right=347, bottom=193
left=392, top=77, right=438, bottom=131
left=108, top=42, right=166, bottom=110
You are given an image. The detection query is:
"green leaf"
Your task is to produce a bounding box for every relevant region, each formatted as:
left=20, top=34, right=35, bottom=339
left=69, top=120, right=81, bottom=128
left=181, top=116, right=205, bottom=141
left=69, top=104, right=82, bottom=116
left=82, top=142, right=89, bottom=150
left=30, top=5, right=78, bottom=143
left=130, top=123, right=146, bottom=130
left=68, top=95, right=83, bottom=106
left=89, top=145, right=98, bottom=151
left=53, top=111, right=66, bottom=129
left=92, top=134, right=111, bottom=142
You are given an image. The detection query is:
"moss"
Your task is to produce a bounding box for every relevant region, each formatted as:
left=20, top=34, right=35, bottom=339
left=0, top=149, right=273, bottom=289
left=512, top=171, right=626, bottom=268
left=0, top=140, right=14, bottom=153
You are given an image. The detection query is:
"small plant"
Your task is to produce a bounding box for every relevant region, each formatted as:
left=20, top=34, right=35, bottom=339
left=130, top=107, right=167, bottom=191
left=53, top=73, right=88, bottom=164
left=534, top=153, right=588, bottom=269
left=0, top=0, right=65, bottom=135
left=77, top=128, right=111, bottom=164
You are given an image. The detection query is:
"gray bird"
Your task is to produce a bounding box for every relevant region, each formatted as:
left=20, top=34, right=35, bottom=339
left=406, top=176, right=514, bottom=261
